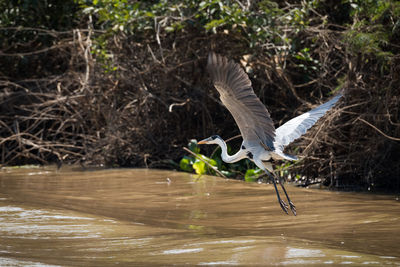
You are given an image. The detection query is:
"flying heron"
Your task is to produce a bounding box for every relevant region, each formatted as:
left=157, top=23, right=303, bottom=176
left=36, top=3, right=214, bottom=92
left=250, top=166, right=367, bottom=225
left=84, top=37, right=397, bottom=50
left=198, top=52, right=342, bottom=215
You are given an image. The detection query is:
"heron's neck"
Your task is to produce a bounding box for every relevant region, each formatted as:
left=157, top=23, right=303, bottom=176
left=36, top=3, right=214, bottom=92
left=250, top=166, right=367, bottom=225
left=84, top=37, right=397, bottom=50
left=215, top=137, right=246, bottom=163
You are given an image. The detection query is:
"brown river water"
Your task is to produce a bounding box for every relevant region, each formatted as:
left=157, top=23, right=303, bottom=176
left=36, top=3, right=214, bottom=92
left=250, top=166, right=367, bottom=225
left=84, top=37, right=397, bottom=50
left=0, top=167, right=399, bottom=266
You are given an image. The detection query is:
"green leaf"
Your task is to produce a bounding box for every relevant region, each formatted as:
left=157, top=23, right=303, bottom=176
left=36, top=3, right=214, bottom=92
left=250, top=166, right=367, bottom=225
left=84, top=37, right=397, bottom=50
left=188, top=139, right=200, bottom=154
left=144, top=11, right=154, bottom=17
left=244, top=169, right=258, bottom=182
left=198, top=154, right=217, bottom=166
left=244, top=168, right=263, bottom=182
left=205, top=19, right=225, bottom=30
left=179, top=156, right=193, bottom=172
left=193, top=160, right=206, bottom=175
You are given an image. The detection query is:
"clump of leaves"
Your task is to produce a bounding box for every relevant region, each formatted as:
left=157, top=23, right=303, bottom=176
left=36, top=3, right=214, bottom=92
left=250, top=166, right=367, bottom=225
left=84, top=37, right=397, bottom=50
left=179, top=139, right=296, bottom=183
left=343, top=0, right=400, bottom=63
left=179, top=139, right=218, bottom=175
left=244, top=168, right=264, bottom=182
left=76, top=0, right=317, bottom=70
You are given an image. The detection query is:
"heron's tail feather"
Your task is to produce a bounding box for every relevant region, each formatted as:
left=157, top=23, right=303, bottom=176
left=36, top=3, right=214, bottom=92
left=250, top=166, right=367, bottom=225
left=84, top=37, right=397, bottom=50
left=271, top=151, right=298, bottom=161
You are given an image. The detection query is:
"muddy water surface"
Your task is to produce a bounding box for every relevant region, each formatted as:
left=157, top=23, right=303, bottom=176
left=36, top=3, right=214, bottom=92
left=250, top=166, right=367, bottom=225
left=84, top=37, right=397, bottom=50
left=0, top=167, right=399, bottom=266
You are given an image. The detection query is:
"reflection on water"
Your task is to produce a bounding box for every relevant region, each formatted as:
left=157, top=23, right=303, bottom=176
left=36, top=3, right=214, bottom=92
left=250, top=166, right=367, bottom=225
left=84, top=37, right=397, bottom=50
left=0, top=166, right=399, bottom=266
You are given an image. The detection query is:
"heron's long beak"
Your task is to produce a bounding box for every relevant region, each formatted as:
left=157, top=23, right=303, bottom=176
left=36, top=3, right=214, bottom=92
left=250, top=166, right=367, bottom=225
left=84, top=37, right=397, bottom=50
left=198, top=137, right=211, bottom=144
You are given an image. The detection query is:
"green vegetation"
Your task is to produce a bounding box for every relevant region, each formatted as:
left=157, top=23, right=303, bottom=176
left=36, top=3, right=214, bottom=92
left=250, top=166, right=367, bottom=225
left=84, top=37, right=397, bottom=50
left=0, top=0, right=80, bottom=78
left=344, top=1, right=400, bottom=60
left=75, top=0, right=319, bottom=71
left=78, top=0, right=308, bottom=35
left=179, top=140, right=293, bottom=183
left=1, top=0, right=399, bottom=191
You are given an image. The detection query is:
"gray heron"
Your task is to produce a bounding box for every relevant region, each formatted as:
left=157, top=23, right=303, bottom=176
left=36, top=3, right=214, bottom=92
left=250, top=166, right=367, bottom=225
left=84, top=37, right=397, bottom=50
left=198, top=52, right=342, bottom=215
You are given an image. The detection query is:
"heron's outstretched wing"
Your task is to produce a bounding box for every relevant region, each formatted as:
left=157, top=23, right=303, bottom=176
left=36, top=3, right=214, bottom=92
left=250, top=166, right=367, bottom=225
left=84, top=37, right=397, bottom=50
left=207, top=52, right=275, bottom=149
left=273, top=94, right=342, bottom=150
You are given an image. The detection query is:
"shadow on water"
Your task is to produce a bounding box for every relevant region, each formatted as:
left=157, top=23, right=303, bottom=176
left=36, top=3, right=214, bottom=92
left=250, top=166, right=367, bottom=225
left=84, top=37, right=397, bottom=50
left=0, top=167, right=399, bottom=266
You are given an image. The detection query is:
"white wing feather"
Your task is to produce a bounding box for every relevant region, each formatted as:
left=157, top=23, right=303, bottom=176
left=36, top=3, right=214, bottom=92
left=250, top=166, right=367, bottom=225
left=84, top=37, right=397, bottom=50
left=273, top=94, right=342, bottom=150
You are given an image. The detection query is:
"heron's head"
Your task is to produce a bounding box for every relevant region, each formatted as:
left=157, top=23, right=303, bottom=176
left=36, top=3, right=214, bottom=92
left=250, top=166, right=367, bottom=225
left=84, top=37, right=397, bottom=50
left=198, top=135, right=221, bottom=145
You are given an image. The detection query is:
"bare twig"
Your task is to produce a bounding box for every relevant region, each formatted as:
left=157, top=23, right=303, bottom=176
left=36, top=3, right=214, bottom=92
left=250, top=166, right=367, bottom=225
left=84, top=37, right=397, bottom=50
left=183, top=147, right=227, bottom=178
left=169, top=98, right=190, bottom=112
left=357, top=118, right=400, bottom=141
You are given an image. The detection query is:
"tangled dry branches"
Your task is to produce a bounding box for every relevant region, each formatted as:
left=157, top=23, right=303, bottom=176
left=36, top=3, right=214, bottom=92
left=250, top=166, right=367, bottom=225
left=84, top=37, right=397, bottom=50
left=1, top=21, right=399, bottom=191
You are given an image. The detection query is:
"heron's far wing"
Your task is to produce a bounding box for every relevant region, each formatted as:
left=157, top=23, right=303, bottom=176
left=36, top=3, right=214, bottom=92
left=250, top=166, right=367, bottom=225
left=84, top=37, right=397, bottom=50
left=273, top=94, right=342, bottom=150
left=207, top=52, right=275, bottom=149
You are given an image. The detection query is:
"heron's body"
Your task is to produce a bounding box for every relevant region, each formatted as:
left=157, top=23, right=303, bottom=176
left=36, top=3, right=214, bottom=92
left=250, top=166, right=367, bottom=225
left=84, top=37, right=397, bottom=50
left=198, top=52, right=342, bottom=215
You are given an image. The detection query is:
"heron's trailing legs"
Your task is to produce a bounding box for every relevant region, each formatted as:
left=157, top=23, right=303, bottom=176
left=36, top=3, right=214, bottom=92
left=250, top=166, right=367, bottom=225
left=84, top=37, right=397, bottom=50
left=258, top=161, right=296, bottom=215
left=267, top=171, right=289, bottom=214
left=278, top=176, right=297, bottom=216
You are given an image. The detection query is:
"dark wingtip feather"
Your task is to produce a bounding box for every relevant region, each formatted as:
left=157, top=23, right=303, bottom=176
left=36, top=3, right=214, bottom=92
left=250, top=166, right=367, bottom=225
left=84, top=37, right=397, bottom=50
left=206, top=52, right=251, bottom=91
left=206, top=52, right=276, bottom=148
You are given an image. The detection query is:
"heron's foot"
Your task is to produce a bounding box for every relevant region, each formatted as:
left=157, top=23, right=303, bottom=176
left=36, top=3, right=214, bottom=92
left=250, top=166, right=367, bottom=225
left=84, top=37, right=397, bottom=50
left=289, top=201, right=297, bottom=216
left=279, top=199, right=289, bottom=215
